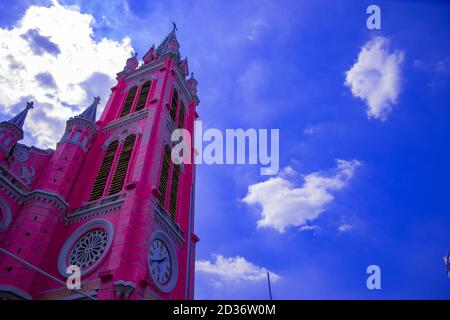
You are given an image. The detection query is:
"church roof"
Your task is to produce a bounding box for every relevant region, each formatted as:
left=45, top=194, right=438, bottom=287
left=79, top=97, right=100, bottom=122
left=7, top=101, right=33, bottom=129
left=155, top=23, right=180, bottom=59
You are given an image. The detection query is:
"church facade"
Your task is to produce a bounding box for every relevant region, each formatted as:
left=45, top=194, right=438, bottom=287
left=0, top=26, right=199, bottom=300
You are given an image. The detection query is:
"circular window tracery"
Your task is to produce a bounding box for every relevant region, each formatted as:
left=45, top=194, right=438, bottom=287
left=69, top=228, right=108, bottom=270
left=57, top=219, right=114, bottom=277
left=13, top=145, right=29, bottom=162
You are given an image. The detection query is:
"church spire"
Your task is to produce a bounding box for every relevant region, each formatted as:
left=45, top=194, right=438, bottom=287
left=7, top=101, right=33, bottom=129
left=79, top=96, right=100, bottom=122
left=0, top=101, right=33, bottom=159
left=156, top=22, right=180, bottom=59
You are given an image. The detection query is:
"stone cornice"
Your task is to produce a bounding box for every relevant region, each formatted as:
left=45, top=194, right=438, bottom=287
left=0, top=170, right=69, bottom=213
left=65, top=193, right=126, bottom=224
left=124, top=61, right=165, bottom=83
left=102, top=109, right=149, bottom=133
left=0, top=176, right=24, bottom=203
left=0, top=165, right=29, bottom=202
left=66, top=116, right=98, bottom=137
left=24, top=190, right=68, bottom=212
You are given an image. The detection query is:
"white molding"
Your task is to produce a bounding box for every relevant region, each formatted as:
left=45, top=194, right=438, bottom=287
left=148, top=230, right=178, bottom=293
left=57, top=219, right=114, bottom=278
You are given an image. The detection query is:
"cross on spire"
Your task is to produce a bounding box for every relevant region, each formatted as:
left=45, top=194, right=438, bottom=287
left=6, top=101, right=34, bottom=129
left=172, top=22, right=177, bottom=32
left=79, top=96, right=100, bottom=121
left=93, top=96, right=101, bottom=105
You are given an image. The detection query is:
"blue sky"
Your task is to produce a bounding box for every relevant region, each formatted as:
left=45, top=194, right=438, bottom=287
left=0, top=0, right=449, bottom=299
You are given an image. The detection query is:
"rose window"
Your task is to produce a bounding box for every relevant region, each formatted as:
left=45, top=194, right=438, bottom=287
left=69, top=228, right=108, bottom=270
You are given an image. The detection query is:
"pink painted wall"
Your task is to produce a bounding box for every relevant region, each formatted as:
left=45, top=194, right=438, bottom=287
left=0, top=32, right=199, bottom=300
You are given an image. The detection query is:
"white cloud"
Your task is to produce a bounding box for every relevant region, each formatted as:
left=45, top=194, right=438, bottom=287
left=338, top=224, right=352, bottom=233
left=0, top=0, right=133, bottom=148
left=247, top=17, right=268, bottom=41
left=196, top=254, right=280, bottom=283
left=435, top=56, right=450, bottom=74
left=345, top=37, right=404, bottom=121
left=299, top=225, right=319, bottom=232
left=242, top=160, right=360, bottom=233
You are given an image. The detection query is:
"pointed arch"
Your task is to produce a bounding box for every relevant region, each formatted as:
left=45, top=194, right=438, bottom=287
left=135, top=80, right=152, bottom=112
left=158, top=145, right=171, bottom=205
left=109, top=134, right=136, bottom=195
left=178, top=101, right=185, bottom=129
left=169, top=88, right=179, bottom=122
left=168, top=163, right=180, bottom=221
left=120, top=86, right=138, bottom=118
left=89, top=140, right=119, bottom=201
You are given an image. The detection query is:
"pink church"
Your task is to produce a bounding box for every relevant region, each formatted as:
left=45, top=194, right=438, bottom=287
left=0, top=26, right=199, bottom=300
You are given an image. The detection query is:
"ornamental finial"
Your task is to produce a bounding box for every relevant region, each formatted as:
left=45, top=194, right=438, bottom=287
left=172, top=21, right=177, bottom=32
left=26, top=101, right=34, bottom=110
left=93, top=96, right=101, bottom=105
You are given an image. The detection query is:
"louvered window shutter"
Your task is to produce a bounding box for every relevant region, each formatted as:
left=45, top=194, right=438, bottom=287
left=119, top=86, right=138, bottom=117
left=89, top=140, right=119, bottom=201
left=135, top=81, right=152, bottom=111
left=168, top=164, right=180, bottom=221
left=169, top=89, right=178, bottom=122
left=109, top=135, right=136, bottom=195
left=158, top=145, right=171, bottom=204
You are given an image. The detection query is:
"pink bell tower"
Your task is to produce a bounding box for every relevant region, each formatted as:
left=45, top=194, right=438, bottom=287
left=0, top=25, right=199, bottom=300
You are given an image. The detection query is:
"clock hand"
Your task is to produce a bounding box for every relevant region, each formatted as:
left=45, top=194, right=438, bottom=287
left=151, top=257, right=168, bottom=263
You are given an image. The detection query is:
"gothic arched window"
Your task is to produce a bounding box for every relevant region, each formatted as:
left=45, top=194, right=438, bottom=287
left=157, top=144, right=181, bottom=221
left=158, top=145, right=171, bottom=205
left=169, top=88, right=178, bottom=122
left=72, top=130, right=81, bottom=143
left=109, top=134, right=136, bottom=195
left=134, top=81, right=152, bottom=112
left=178, top=101, right=185, bottom=129
left=119, top=86, right=138, bottom=118
left=168, top=163, right=180, bottom=221
left=89, top=140, right=119, bottom=201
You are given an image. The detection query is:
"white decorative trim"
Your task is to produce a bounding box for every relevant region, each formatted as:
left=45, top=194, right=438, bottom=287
left=102, top=124, right=143, bottom=149
left=125, top=62, right=165, bottom=83
left=24, top=190, right=68, bottom=212
left=102, top=109, right=148, bottom=134
left=66, top=117, right=98, bottom=138
left=152, top=198, right=184, bottom=246
left=148, top=230, right=178, bottom=293
left=65, top=194, right=125, bottom=224
left=0, top=172, right=25, bottom=203
left=57, top=219, right=114, bottom=277
left=124, top=75, right=157, bottom=92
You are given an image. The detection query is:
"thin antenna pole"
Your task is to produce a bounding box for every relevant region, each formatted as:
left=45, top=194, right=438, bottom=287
left=267, top=271, right=273, bottom=300
left=0, top=247, right=96, bottom=300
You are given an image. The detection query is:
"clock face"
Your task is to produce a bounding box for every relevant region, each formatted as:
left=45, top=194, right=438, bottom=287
left=149, top=239, right=172, bottom=286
